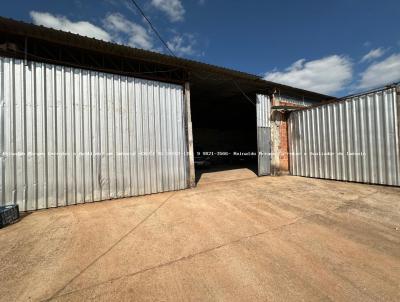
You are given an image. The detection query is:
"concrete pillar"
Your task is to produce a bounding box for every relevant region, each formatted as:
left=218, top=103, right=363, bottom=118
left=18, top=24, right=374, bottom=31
left=270, top=110, right=282, bottom=176
left=269, top=94, right=278, bottom=176
left=269, top=94, right=291, bottom=176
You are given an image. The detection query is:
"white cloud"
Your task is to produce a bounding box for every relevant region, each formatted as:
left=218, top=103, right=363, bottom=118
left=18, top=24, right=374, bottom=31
left=29, top=11, right=205, bottom=55
left=264, top=55, right=353, bottom=95
left=103, top=13, right=154, bottom=50
left=30, top=11, right=111, bottom=41
left=360, top=47, right=386, bottom=62
left=357, top=53, right=400, bottom=89
left=151, top=0, right=185, bottom=22
left=30, top=11, right=155, bottom=51
left=167, top=34, right=197, bottom=56
left=363, top=41, right=371, bottom=48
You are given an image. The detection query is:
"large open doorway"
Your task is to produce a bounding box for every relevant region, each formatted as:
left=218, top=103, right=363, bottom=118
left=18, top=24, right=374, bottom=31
left=190, top=76, right=260, bottom=183
left=187, top=67, right=329, bottom=184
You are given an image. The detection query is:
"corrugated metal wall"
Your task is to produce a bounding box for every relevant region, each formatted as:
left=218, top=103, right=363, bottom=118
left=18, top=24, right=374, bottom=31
left=256, top=94, right=271, bottom=176
left=0, top=56, right=189, bottom=211
left=256, top=94, right=270, bottom=128
left=288, top=87, right=400, bottom=186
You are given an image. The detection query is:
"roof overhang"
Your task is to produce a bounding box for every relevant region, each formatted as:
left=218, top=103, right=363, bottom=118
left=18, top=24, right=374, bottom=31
left=0, top=16, right=334, bottom=102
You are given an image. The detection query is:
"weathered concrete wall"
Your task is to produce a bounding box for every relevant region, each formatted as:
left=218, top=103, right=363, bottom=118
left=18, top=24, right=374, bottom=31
left=279, top=113, right=290, bottom=171
left=270, top=97, right=306, bottom=175
left=270, top=111, right=283, bottom=175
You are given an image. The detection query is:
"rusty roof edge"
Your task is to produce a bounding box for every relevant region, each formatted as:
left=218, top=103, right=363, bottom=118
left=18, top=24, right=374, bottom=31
left=288, top=82, right=400, bottom=114
left=0, top=16, right=333, bottom=100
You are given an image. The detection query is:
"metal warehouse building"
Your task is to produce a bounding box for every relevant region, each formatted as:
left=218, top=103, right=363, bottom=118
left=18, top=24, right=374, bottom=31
left=0, top=17, right=336, bottom=211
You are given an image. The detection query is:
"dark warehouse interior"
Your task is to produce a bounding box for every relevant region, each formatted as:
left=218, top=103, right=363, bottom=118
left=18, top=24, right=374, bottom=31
left=190, top=75, right=259, bottom=181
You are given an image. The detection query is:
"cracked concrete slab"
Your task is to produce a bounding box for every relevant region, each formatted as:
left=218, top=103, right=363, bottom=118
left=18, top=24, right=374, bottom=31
left=1, top=169, right=399, bottom=301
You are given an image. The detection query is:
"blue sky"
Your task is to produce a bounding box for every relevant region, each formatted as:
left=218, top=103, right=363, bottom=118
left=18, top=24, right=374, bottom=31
left=2, top=0, right=400, bottom=96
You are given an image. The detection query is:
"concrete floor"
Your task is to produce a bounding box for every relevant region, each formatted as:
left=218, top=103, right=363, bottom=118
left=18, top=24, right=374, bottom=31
left=1, top=168, right=400, bottom=302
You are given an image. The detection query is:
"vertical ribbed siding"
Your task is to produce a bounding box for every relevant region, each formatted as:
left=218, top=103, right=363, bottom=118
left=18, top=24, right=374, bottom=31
left=256, top=94, right=270, bottom=127
left=288, top=87, right=400, bottom=186
left=0, top=56, right=189, bottom=211
left=256, top=94, right=271, bottom=176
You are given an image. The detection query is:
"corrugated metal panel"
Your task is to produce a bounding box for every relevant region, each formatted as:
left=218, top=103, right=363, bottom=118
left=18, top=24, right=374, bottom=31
left=256, top=94, right=270, bottom=127
left=257, top=127, right=271, bottom=176
left=256, top=94, right=271, bottom=176
left=288, top=87, right=400, bottom=186
left=0, top=56, right=189, bottom=211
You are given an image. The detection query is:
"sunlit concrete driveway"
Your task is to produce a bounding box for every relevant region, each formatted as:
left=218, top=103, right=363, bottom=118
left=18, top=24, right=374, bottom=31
left=1, top=169, right=400, bottom=301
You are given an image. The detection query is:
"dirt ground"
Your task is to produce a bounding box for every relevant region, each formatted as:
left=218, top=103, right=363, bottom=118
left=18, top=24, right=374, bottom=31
left=1, top=168, right=399, bottom=302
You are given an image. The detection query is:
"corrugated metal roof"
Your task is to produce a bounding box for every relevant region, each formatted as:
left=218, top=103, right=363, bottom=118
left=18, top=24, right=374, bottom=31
left=0, top=16, right=333, bottom=100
